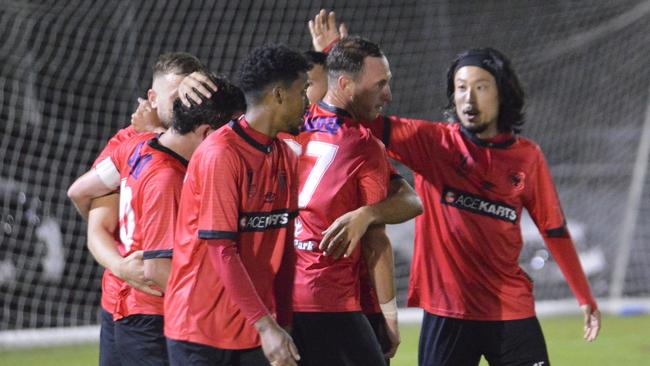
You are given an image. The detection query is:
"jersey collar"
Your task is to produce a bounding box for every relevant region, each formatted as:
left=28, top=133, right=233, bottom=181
left=148, top=135, right=189, bottom=166
left=229, top=117, right=274, bottom=154
left=460, top=126, right=516, bottom=149
left=317, top=101, right=352, bottom=120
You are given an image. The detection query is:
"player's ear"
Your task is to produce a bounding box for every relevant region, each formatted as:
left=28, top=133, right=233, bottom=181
left=147, top=89, right=157, bottom=108
left=338, top=75, right=353, bottom=96
left=272, top=85, right=284, bottom=105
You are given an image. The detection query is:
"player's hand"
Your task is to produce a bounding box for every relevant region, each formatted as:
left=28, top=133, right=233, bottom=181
left=308, top=9, right=348, bottom=52
left=384, top=317, right=401, bottom=359
left=115, top=250, right=162, bottom=297
left=256, top=316, right=300, bottom=366
left=319, top=206, right=373, bottom=259
left=178, top=71, right=217, bottom=107
left=131, top=98, right=163, bottom=133
left=581, top=304, right=601, bottom=342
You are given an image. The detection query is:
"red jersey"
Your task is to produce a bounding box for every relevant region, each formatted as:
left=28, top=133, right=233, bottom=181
left=91, top=126, right=138, bottom=314
left=288, top=102, right=390, bottom=312
left=164, top=119, right=298, bottom=350
left=95, top=132, right=187, bottom=320
left=363, top=117, right=596, bottom=320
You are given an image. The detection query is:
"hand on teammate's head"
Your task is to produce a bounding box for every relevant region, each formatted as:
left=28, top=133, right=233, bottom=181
left=178, top=71, right=217, bottom=107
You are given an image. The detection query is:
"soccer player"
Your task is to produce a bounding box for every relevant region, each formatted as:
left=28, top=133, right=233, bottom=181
left=164, top=44, right=309, bottom=366
left=281, top=36, right=406, bottom=366
left=67, top=52, right=206, bottom=366
left=363, top=48, right=602, bottom=365
left=68, top=73, right=243, bottom=366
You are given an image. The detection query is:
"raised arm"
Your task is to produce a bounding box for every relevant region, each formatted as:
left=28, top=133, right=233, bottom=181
left=308, top=9, right=348, bottom=52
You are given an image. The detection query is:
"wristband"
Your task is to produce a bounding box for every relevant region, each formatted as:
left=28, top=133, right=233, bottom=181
left=380, top=297, right=398, bottom=320
left=322, top=37, right=340, bottom=54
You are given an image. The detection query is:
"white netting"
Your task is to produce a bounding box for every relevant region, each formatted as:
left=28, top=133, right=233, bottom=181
left=1, top=1, right=649, bottom=341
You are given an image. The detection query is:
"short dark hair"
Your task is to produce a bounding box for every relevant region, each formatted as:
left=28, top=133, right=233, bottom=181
left=171, top=74, right=246, bottom=135
left=326, top=36, right=384, bottom=82
left=303, top=50, right=327, bottom=67
left=444, top=47, right=526, bottom=133
left=238, top=44, right=311, bottom=104
left=153, top=52, right=205, bottom=78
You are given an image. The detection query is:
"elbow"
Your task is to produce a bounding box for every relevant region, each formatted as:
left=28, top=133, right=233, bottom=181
left=67, top=181, right=81, bottom=202
left=411, top=194, right=424, bottom=216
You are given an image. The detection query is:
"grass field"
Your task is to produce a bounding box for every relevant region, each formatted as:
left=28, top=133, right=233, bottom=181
left=1, top=314, right=649, bottom=365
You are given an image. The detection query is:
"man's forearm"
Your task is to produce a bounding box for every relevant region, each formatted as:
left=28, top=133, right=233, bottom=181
left=362, top=178, right=423, bottom=225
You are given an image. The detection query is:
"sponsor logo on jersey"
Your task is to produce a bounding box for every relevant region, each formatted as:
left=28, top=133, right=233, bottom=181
left=441, top=187, right=518, bottom=223
left=294, top=240, right=316, bottom=251
left=239, top=210, right=290, bottom=232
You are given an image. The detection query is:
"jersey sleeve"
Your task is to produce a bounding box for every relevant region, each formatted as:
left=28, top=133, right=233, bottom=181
left=92, top=126, right=138, bottom=168
left=364, top=116, right=440, bottom=175
left=140, top=168, right=182, bottom=259
left=207, top=239, right=270, bottom=325
left=196, top=147, right=241, bottom=241
left=526, top=149, right=597, bottom=309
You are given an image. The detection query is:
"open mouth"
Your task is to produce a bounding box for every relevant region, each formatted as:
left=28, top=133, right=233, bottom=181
left=463, top=108, right=479, bottom=122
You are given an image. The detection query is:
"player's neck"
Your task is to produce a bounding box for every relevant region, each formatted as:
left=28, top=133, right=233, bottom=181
left=158, top=129, right=198, bottom=161
left=244, top=106, right=277, bottom=138
left=322, top=91, right=352, bottom=117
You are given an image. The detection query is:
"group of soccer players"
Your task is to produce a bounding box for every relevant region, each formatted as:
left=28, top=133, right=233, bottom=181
left=67, top=9, right=601, bottom=366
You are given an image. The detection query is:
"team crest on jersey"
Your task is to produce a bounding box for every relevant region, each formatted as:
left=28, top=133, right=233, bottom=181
left=442, top=187, right=518, bottom=224
left=509, top=170, right=525, bottom=190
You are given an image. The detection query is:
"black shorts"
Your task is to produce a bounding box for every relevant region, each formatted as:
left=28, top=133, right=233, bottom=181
left=365, top=312, right=391, bottom=365
left=292, top=312, right=387, bottom=366
left=114, top=314, right=168, bottom=366
left=166, top=338, right=268, bottom=366
left=99, top=308, right=122, bottom=366
left=418, top=311, right=550, bottom=366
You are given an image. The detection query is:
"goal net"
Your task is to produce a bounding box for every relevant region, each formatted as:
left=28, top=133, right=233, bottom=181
left=1, top=0, right=649, bottom=347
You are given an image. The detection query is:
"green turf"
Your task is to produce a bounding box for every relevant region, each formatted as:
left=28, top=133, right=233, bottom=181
left=1, top=315, right=648, bottom=366
left=393, top=314, right=650, bottom=366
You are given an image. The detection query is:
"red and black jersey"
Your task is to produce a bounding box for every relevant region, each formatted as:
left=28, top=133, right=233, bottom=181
left=95, top=132, right=187, bottom=320
left=91, top=126, right=138, bottom=315
left=362, top=117, right=596, bottom=321
left=164, top=118, right=298, bottom=350
left=285, top=102, right=390, bottom=312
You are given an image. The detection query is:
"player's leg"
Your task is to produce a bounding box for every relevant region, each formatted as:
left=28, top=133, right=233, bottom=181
left=418, top=311, right=481, bottom=366
left=114, top=314, right=168, bottom=366
left=481, top=317, right=550, bottom=366
left=366, top=312, right=392, bottom=365
left=99, top=308, right=122, bottom=366
left=166, top=338, right=234, bottom=366
left=293, top=312, right=387, bottom=366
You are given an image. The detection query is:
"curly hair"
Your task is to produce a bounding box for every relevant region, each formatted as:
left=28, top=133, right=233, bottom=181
left=171, top=74, right=246, bottom=135
left=238, top=44, right=311, bottom=104
left=326, top=36, right=384, bottom=82
left=303, top=50, right=327, bottom=67
left=153, top=52, right=205, bottom=78
left=443, top=47, right=526, bottom=133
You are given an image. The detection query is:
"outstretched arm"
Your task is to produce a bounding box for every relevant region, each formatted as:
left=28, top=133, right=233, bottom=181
left=320, top=177, right=423, bottom=258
